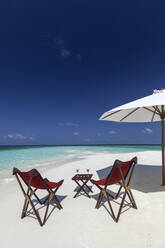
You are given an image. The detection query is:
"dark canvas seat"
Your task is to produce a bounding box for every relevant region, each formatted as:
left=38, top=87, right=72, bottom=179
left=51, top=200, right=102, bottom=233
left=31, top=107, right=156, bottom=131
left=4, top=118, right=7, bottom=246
left=91, top=157, right=137, bottom=222
left=13, top=167, right=64, bottom=226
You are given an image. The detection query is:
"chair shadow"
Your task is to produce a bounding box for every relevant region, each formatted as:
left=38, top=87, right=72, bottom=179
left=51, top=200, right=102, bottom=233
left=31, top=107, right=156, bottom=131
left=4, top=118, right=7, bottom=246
left=96, top=164, right=165, bottom=193
left=27, top=194, right=67, bottom=223
left=91, top=190, right=136, bottom=220
left=73, top=185, right=93, bottom=198
left=73, top=185, right=93, bottom=192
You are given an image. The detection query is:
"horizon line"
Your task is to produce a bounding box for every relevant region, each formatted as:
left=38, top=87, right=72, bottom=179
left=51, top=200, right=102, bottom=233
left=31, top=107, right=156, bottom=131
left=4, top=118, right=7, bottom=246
left=0, top=144, right=161, bottom=147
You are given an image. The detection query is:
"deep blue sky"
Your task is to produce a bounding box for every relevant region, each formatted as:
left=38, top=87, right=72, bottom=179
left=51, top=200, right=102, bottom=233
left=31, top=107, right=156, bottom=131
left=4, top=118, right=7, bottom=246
left=0, top=0, right=165, bottom=145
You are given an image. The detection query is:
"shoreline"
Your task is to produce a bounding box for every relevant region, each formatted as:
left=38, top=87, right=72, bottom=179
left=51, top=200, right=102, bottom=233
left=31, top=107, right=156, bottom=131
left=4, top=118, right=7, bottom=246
left=0, top=149, right=162, bottom=184
left=0, top=144, right=162, bottom=184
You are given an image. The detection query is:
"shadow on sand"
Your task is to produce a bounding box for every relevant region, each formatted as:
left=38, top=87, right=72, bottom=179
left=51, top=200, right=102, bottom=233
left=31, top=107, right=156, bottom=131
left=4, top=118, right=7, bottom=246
left=96, top=164, right=165, bottom=193
left=26, top=194, right=67, bottom=224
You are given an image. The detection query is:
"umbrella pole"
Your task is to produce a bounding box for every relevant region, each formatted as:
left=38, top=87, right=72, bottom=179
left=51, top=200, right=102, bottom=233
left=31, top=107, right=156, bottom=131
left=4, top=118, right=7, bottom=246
left=161, top=106, right=165, bottom=185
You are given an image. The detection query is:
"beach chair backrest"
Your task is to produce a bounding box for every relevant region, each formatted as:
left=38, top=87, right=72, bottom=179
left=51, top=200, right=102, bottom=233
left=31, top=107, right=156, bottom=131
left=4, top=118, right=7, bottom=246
left=13, top=167, right=49, bottom=190
left=105, top=157, right=137, bottom=186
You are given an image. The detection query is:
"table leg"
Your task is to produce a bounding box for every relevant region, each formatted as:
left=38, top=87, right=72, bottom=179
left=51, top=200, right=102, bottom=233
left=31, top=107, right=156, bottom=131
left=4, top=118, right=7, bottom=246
left=73, top=180, right=91, bottom=198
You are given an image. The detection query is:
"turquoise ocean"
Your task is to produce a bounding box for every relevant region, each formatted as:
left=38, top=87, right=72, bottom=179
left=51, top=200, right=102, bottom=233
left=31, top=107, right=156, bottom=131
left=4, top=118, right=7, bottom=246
left=0, top=145, right=161, bottom=183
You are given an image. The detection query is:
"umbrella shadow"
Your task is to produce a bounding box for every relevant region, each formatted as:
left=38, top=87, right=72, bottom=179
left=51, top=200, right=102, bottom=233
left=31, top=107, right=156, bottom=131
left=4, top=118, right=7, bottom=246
left=96, top=164, right=165, bottom=193
left=131, top=164, right=165, bottom=193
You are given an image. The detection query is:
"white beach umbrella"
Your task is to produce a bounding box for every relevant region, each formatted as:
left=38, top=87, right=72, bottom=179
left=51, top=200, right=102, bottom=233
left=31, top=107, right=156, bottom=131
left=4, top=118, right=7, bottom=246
left=100, top=89, right=165, bottom=185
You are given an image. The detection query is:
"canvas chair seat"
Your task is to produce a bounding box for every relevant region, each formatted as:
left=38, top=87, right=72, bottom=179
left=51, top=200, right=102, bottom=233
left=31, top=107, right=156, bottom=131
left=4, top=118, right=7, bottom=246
left=13, top=167, right=64, bottom=226
left=20, top=171, right=61, bottom=189
left=91, top=157, right=137, bottom=222
left=92, top=161, right=131, bottom=186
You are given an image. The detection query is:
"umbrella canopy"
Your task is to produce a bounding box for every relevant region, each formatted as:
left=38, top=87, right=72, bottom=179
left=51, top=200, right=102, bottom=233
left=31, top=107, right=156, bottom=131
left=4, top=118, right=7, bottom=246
left=100, top=89, right=165, bottom=185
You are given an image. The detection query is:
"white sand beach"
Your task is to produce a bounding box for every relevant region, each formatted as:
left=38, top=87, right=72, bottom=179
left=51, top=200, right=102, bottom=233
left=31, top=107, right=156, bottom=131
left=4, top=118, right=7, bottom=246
left=0, top=151, right=165, bottom=248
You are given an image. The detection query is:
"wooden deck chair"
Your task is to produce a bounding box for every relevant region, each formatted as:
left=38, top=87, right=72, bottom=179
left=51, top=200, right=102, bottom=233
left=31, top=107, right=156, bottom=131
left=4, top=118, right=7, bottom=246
left=13, top=167, right=64, bottom=226
left=91, top=157, right=137, bottom=222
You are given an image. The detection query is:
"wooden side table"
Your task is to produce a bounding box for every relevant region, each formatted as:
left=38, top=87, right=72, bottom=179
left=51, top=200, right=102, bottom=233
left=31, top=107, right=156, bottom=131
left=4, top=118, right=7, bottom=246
left=72, top=174, right=93, bottom=198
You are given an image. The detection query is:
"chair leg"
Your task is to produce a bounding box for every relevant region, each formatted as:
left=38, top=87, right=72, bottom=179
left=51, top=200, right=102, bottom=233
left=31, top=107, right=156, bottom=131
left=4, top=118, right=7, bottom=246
left=116, top=188, right=137, bottom=222
left=43, top=192, right=63, bottom=224
left=34, top=192, right=43, bottom=205
left=107, top=195, right=116, bottom=221
left=42, top=195, right=49, bottom=204
left=95, top=191, right=103, bottom=209
left=28, top=196, right=43, bottom=226
left=21, top=195, right=43, bottom=226
left=54, top=195, right=63, bottom=209
left=96, top=190, right=116, bottom=221
left=127, top=189, right=137, bottom=209
left=115, top=185, right=122, bottom=199
left=116, top=191, right=127, bottom=222
left=43, top=201, right=50, bottom=225
left=21, top=199, right=29, bottom=218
